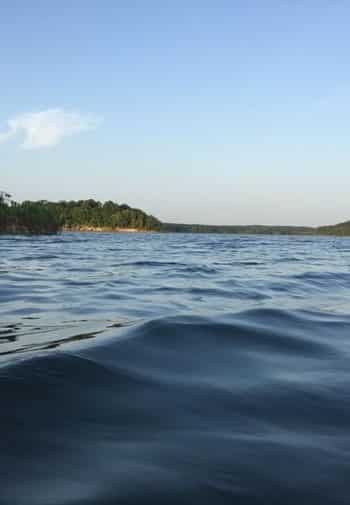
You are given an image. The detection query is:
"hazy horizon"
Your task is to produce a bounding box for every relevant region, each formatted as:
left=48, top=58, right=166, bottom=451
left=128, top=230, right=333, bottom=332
left=1, top=2, right=349, bottom=227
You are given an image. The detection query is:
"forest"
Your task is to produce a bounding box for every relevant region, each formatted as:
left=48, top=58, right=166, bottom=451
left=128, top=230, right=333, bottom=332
left=0, top=193, right=161, bottom=233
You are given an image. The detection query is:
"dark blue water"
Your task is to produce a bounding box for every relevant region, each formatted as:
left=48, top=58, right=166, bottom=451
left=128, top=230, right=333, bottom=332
left=1, top=232, right=350, bottom=505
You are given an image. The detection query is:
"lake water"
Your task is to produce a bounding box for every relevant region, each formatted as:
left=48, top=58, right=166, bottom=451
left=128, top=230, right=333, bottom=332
left=1, top=232, right=350, bottom=504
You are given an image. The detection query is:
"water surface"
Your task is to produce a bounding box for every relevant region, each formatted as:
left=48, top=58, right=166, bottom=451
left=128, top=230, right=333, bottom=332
left=1, top=232, right=350, bottom=504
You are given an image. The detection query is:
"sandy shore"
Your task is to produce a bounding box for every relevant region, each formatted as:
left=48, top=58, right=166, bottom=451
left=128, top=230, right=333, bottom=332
left=62, top=226, right=147, bottom=233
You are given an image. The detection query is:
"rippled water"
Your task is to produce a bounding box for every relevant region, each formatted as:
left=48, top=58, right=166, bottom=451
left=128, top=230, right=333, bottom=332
left=1, top=232, right=350, bottom=504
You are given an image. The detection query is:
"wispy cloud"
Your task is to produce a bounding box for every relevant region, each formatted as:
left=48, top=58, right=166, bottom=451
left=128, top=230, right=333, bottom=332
left=0, top=108, right=101, bottom=149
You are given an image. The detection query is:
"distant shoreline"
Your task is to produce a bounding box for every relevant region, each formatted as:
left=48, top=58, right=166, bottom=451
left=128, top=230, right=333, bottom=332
left=161, top=221, right=350, bottom=237
left=0, top=226, right=153, bottom=234
left=1, top=196, right=349, bottom=236
left=1, top=226, right=350, bottom=237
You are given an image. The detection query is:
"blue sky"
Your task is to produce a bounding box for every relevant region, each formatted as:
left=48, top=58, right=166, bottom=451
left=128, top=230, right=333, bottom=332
left=1, top=1, right=349, bottom=225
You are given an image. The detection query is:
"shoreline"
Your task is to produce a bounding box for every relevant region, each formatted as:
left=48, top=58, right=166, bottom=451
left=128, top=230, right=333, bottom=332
left=62, top=226, right=150, bottom=233
left=0, top=226, right=154, bottom=235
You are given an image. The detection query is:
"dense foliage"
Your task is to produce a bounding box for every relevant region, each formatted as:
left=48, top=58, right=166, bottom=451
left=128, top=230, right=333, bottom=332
left=0, top=195, right=161, bottom=233
left=43, top=199, right=161, bottom=230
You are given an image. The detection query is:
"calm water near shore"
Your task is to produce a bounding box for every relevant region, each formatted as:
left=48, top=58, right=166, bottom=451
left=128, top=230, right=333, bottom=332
left=1, top=232, right=350, bottom=504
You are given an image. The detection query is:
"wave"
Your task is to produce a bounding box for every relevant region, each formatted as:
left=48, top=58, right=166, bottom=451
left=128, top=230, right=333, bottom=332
left=1, top=309, right=350, bottom=504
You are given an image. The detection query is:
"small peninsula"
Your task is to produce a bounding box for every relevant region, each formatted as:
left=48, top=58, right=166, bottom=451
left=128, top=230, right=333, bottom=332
left=0, top=194, right=161, bottom=234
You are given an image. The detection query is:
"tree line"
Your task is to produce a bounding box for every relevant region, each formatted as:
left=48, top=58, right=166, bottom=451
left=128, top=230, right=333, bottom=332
left=1, top=192, right=349, bottom=236
left=162, top=221, right=350, bottom=236
left=0, top=194, right=161, bottom=233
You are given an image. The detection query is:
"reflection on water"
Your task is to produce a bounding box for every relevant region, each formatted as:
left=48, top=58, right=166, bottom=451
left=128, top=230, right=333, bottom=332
left=0, top=318, right=131, bottom=357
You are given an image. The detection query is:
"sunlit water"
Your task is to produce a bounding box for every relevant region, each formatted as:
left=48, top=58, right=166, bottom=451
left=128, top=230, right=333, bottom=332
left=1, top=232, right=350, bottom=504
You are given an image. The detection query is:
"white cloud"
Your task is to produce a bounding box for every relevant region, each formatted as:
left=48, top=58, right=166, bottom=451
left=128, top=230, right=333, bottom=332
left=0, top=108, right=100, bottom=149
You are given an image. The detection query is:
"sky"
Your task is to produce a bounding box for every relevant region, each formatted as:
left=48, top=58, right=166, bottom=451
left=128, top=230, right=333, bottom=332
left=1, top=1, right=349, bottom=226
